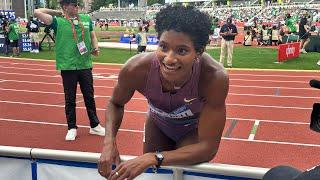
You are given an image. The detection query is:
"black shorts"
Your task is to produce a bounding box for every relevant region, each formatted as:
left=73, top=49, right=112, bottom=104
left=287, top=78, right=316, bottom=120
left=10, top=40, right=18, bottom=47
left=4, top=37, right=10, bottom=45
left=137, top=46, right=146, bottom=53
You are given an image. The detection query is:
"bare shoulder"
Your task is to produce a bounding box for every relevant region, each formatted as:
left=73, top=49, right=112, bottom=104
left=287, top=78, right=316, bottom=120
left=118, top=52, right=154, bottom=91
left=199, top=53, right=229, bottom=104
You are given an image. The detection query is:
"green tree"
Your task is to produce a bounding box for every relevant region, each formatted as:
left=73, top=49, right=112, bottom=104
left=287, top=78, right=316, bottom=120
left=45, top=0, right=59, bottom=9
left=44, top=0, right=84, bottom=9
left=147, top=0, right=164, bottom=6
left=91, top=0, right=108, bottom=11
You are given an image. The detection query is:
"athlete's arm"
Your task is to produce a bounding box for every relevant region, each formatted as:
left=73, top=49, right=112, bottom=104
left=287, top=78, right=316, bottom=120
left=34, top=8, right=62, bottom=25
left=98, top=53, right=151, bottom=178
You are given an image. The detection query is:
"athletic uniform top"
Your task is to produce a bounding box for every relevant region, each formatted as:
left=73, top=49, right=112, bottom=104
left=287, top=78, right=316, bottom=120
left=139, top=54, right=205, bottom=142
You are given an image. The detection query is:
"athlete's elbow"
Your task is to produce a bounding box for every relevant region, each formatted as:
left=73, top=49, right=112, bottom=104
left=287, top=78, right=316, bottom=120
left=201, top=150, right=217, bottom=162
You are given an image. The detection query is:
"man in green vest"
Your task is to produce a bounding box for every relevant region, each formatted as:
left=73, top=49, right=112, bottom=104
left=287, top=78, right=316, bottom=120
left=7, top=19, right=20, bottom=57
left=34, top=0, right=105, bottom=141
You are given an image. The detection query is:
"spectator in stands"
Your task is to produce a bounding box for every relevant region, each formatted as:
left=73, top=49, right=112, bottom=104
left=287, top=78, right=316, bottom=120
left=98, top=5, right=228, bottom=179
left=243, top=31, right=252, bottom=46
left=34, top=0, right=105, bottom=141
left=299, top=13, right=310, bottom=54
left=262, top=165, right=320, bottom=180
left=271, top=25, right=280, bottom=46
left=7, top=18, right=20, bottom=57
left=26, top=16, right=40, bottom=53
left=261, top=25, right=271, bottom=46
left=135, top=26, right=147, bottom=53
left=219, top=17, right=238, bottom=68
left=285, top=13, right=297, bottom=34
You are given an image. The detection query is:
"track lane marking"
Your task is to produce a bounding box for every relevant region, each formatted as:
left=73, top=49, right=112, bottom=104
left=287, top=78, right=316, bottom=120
left=0, top=99, right=313, bottom=110
left=0, top=71, right=316, bottom=84
left=1, top=78, right=316, bottom=91
left=248, top=120, right=260, bottom=140
left=0, top=118, right=318, bottom=148
left=1, top=88, right=319, bottom=103
left=224, top=137, right=320, bottom=148
left=0, top=118, right=143, bottom=133
left=1, top=61, right=319, bottom=77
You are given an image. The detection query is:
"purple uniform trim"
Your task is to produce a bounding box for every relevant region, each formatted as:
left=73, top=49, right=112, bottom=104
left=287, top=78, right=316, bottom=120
left=138, top=54, right=204, bottom=142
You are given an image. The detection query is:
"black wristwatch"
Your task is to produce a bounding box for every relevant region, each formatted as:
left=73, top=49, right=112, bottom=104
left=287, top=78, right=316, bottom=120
left=155, top=151, right=164, bottom=169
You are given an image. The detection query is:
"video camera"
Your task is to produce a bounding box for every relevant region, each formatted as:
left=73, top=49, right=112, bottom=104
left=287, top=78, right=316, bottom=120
left=309, top=79, right=320, bottom=132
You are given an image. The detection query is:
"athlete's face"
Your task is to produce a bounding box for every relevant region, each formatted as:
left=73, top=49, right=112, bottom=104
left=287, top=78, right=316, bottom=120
left=156, top=30, right=198, bottom=84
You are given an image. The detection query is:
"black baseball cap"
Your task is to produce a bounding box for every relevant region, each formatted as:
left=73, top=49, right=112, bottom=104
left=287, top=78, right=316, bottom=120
left=59, top=0, right=78, bottom=4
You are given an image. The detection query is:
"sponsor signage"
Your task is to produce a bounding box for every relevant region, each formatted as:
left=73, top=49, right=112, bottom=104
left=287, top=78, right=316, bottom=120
left=0, top=33, right=32, bottom=53
left=119, top=35, right=158, bottom=45
left=278, top=42, right=300, bottom=62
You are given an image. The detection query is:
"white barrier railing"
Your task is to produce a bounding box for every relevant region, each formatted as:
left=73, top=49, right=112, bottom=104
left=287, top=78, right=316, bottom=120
left=0, top=145, right=269, bottom=180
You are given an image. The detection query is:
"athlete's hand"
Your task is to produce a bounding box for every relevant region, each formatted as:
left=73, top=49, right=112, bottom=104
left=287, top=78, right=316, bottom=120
left=98, top=140, right=121, bottom=178
left=108, top=153, right=155, bottom=180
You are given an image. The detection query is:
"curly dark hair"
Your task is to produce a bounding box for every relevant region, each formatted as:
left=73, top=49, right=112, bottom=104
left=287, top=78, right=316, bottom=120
left=155, top=5, right=212, bottom=53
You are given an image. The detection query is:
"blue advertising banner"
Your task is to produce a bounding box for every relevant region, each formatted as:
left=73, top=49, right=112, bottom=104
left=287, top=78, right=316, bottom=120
left=119, top=35, right=158, bottom=45
left=0, top=33, right=32, bottom=53
left=0, top=10, right=16, bottom=20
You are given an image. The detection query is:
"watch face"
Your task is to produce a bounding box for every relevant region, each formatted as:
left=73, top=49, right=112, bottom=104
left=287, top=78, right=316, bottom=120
left=156, top=153, right=164, bottom=160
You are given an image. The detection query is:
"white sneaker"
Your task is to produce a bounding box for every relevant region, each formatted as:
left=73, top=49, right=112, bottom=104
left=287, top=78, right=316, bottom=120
left=317, top=60, right=320, bottom=66
left=89, top=124, right=105, bottom=136
left=301, top=49, right=307, bottom=54
left=65, top=128, right=77, bottom=141
left=34, top=49, right=39, bottom=53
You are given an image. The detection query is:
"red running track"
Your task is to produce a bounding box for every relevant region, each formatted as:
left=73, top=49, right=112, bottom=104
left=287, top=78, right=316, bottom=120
left=1, top=57, right=320, bottom=170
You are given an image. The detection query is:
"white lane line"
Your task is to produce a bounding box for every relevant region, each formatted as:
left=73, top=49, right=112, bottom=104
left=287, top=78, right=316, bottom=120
left=0, top=100, right=147, bottom=114
left=226, top=117, right=309, bottom=125
left=0, top=71, right=315, bottom=84
left=1, top=78, right=316, bottom=91
left=0, top=66, right=119, bottom=78
left=0, top=88, right=146, bottom=101
left=0, top=85, right=319, bottom=99
left=223, top=137, right=320, bottom=148
left=0, top=71, right=61, bottom=78
left=0, top=99, right=313, bottom=110
left=0, top=79, right=114, bottom=88
left=0, top=118, right=143, bottom=133
left=231, top=78, right=307, bottom=84
left=0, top=62, right=317, bottom=78
left=227, top=103, right=311, bottom=110
left=230, top=93, right=319, bottom=99
left=248, top=120, right=260, bottom=141
left=230, top=85, right=312, bottom=90
left=229, top=73, right=318, bottom=78
left=0, top=118, right=318, bottom=148
left=0, top=61, right=122, bottom=71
